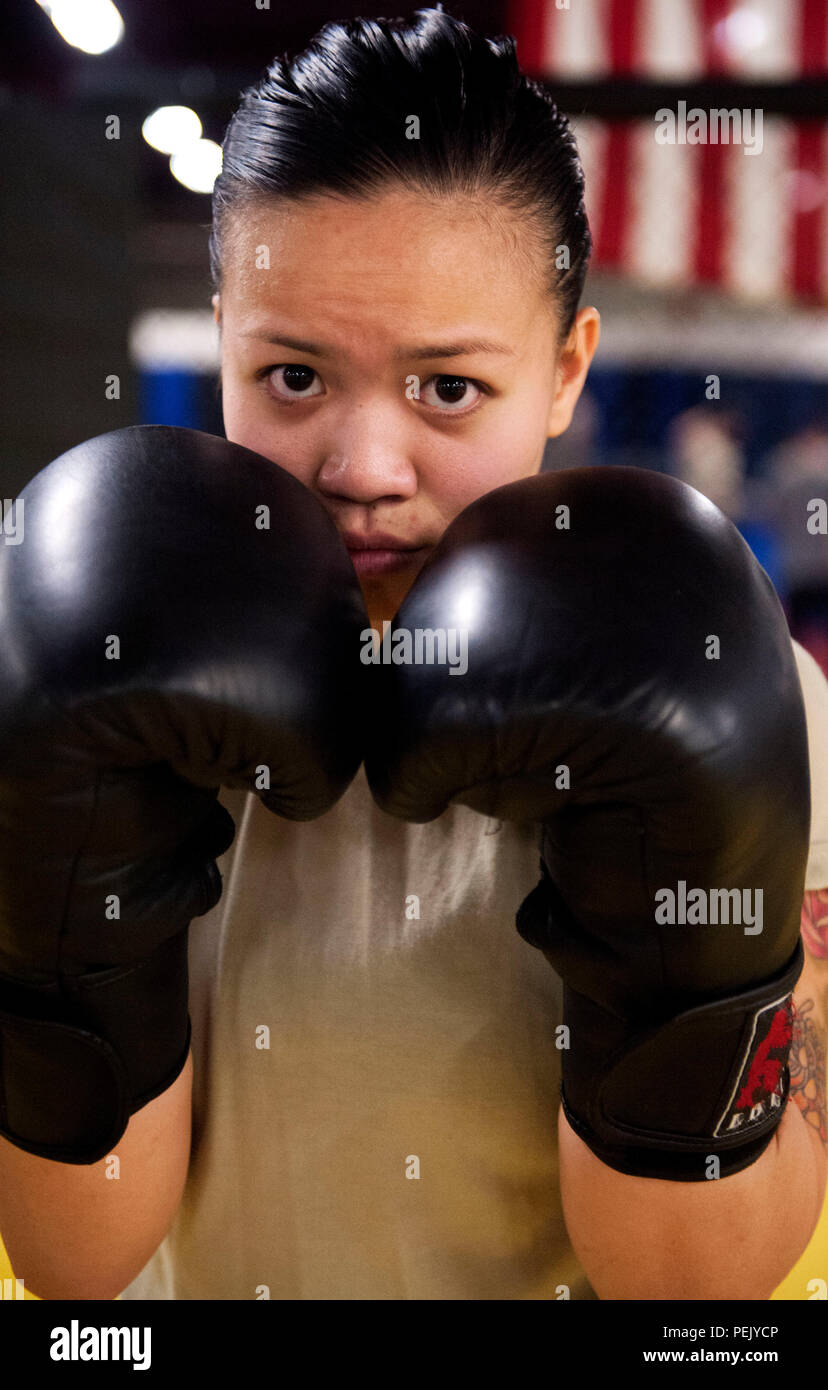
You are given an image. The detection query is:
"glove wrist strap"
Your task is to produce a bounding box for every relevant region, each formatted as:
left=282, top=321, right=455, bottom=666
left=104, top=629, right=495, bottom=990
left=0, top=930, right=191, bottom=1164
left=560, top=939, right=804, bottom=1182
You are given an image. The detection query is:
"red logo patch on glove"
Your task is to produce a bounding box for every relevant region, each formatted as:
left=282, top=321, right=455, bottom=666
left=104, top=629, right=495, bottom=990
left=715, top=997, right=794, bottom=1135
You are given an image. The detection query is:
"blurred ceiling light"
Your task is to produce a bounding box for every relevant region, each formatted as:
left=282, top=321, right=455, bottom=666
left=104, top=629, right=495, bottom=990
left=713, top=7, right=769, bottom=57
left=35, top=0, right=124, bottom=55
left=170, top=139, right=223, bottom=194
left=142, top=106, right=203, bottom=155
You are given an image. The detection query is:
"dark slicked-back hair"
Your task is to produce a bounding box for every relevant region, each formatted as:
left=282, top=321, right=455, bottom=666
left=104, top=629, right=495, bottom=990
left=210, top=5, right=592, bottom=341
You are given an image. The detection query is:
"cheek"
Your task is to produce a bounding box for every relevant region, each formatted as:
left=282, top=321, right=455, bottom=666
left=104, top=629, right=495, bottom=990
left=220, top=370, right=311, bottom=482
left=219, top=368, right=258, bottom=449
left=426, top=413, right=544, bottom=519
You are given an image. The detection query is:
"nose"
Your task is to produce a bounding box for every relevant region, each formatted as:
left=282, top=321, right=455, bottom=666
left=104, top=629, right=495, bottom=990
left=315, top=408, right=419, bottom=505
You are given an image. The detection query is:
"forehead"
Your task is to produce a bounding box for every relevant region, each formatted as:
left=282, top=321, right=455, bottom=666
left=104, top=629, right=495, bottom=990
left=220, top=188, right=550, bottom=333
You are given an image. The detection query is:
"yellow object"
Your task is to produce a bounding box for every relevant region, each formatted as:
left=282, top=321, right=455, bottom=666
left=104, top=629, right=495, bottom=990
left=770, top=1166, right=828, bottom=1300
left=0, top=1232, right=39, bottom=1299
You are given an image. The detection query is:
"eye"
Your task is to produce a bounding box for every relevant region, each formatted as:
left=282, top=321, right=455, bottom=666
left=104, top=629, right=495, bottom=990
left=260, top=364, right=323, bottom=402
left=419, top=375, right=484, bottom=414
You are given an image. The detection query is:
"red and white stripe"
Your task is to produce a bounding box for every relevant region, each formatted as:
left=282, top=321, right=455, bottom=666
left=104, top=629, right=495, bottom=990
left=508, top=0, right=828, bottom=78
left=507, top=0, right=828, bottom=303
left=570, top=115, right=828, bottom=303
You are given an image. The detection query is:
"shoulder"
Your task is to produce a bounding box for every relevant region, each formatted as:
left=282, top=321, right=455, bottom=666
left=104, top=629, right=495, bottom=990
left=791, top=639, right=828, bottom=777
left=792, top=639, right=828, bottom=706
left=791, top=640, right=828, bottom=891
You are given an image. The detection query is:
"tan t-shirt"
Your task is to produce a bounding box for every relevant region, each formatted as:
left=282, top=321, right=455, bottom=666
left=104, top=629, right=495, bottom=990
left=119, top=639, right=828, bottom=1301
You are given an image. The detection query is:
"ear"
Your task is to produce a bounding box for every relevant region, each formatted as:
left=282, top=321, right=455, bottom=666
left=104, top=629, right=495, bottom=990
left=212, top=293, right=221, bottom=326
left=546, top=306, right=600, bottom=439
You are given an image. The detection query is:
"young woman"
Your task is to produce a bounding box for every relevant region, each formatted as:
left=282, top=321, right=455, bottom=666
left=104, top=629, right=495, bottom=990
left=2, top=6, right=826, bottom=1303
left=147, top=5, right=827, bottom=1299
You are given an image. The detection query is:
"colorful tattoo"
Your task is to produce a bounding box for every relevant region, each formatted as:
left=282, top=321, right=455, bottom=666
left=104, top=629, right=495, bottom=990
left=800, top=888, right=828, bottom=960
left=789, top=995, right=828, bottom=1146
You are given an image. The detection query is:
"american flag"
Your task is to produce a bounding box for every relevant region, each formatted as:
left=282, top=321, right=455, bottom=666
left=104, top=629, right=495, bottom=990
left=507, top=0, right=828, bottom=303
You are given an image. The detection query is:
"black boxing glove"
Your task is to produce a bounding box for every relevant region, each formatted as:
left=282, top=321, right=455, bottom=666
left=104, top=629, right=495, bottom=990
left=365, top=467, right=809, bottom=1181
left=0, top=425, right=367, bottom=1164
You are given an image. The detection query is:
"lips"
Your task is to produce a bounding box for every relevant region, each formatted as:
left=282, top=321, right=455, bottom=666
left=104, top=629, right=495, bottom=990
left=341, top=531, right=429, bottom=577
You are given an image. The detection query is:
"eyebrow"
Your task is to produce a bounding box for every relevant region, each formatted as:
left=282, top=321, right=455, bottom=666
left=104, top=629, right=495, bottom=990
left=239, top=329, right=516, bottom=362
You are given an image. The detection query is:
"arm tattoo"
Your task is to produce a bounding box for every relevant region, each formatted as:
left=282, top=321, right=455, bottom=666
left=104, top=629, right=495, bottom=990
left=789, top=996, right=827, bottom=1145
left=788, top=890, right=828, bottom=1147
left=800, top=887, right=828, bottom=958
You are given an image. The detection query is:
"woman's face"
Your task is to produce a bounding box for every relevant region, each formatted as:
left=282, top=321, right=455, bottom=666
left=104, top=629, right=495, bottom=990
left=214, top=187, right=600, bottom=627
